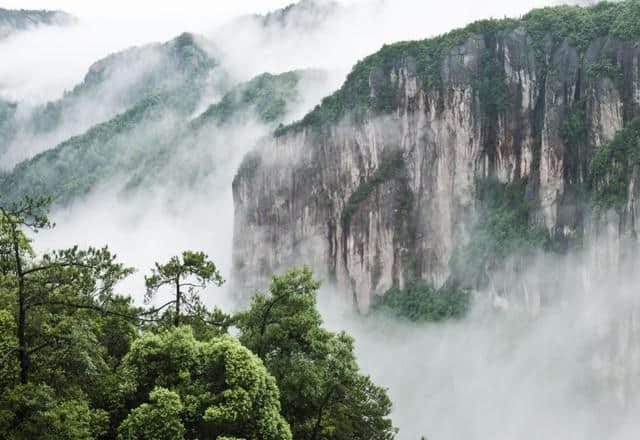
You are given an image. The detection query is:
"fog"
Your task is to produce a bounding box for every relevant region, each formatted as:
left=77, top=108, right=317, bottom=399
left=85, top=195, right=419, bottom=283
left=0, top=0, right=566, bottom=165
left=6, top=0, right=638, bottom=439
left=318, top=243, right=640, bottom=439
left=2, top=0, right=560, bottom=105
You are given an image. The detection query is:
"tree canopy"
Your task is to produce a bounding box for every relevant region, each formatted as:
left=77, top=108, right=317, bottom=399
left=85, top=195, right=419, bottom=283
left=236, top=267, right=397, bottom=440
left=0, top=196, right=397, bottom=439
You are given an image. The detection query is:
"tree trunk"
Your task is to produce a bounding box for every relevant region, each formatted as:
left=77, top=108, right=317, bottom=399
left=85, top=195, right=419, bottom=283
left=174, top=278, right=181, bottom=327
left=311, top=388, right=334, bottom=440
left=11, top=224, right=27, bottom=384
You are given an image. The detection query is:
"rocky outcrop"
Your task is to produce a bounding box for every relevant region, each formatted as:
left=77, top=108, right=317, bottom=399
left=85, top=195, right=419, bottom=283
left=233, top=9, right=640, bottom=311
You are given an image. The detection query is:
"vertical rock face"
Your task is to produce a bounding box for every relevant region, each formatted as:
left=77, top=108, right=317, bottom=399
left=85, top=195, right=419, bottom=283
left=233, top=20, right=640, bottom=311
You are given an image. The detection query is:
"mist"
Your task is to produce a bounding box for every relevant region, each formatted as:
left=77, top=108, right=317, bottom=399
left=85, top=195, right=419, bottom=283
left=2, top=0, right=570, bottom=105
left=316, top=241, right=640, bottom=439
left=0, top=0, right=564, bottom=166
left=6, top=1, right=637, bottom=439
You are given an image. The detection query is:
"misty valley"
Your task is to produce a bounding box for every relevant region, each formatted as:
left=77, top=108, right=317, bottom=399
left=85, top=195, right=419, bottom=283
left=2, top=0, right=640, bottom=439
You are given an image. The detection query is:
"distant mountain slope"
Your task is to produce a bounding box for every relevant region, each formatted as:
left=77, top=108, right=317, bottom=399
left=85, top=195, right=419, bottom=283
left=258, top=0, right=339, bottom=29
left=0, top=8, right=75, bottom=39
left=0, top=69, right=326, bottom=205
left=191, top=70, right=325, bottom=128
left=0, top=32, right=223, bottom=167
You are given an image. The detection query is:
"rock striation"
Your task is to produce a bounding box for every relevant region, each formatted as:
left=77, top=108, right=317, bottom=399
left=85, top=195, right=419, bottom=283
left=233, top=2, right=640, bottom=311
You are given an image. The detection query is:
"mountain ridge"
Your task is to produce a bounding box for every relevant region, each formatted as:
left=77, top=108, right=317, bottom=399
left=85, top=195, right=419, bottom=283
left=0, top=8, right=75, bottom=39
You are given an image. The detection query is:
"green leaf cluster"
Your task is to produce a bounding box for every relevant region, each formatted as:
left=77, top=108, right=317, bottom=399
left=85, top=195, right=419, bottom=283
left=452, top=178, right=552, bottom=287
left=588, top=117, right=640, bottom=211
left=372, top=280, right=470, bottom=322
left=236, top=267, right=397, bottom=440
left=118, top=328, right=291, bottom=440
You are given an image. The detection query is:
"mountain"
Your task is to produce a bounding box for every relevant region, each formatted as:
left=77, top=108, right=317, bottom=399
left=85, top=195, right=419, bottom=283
left=231, top=0, right=340, bottom=31
left=191, top=70, right=325, bottom=128
left=0, top=69, right=327, bottom=205
left=0, top=32, right=221, bottom=167
left=258, top=0, right=340, bottom=29
left=0, top=8, right=75, bottom=40
left=232, top=0, right=640, bottom=311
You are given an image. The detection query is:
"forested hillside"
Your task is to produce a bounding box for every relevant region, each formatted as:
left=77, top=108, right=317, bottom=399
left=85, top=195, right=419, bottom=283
left=0, top=69, right=327, bottom=205
left=0, top=32, right=221, bottom=167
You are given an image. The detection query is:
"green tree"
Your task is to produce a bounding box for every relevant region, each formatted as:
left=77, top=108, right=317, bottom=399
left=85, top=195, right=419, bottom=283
left=0, top=196, right=145, bottom=439
left=144, top=251, right=224, bottom=327
left=0, top=383, right=109, bottom=440
left=0, top=196, right=133, bottom=385
left=118, top=387, right=185, bottom=440
left=235, top=267, right=396, bottom=440
left=118, top=326, right=291, bottom=440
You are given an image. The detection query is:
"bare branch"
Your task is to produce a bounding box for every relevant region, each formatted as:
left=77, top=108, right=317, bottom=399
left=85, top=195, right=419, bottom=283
left=0, top=347, right=18, bottom=367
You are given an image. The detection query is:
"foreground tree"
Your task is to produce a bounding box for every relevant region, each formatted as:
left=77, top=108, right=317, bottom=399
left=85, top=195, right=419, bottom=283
left=0, top=196, right=142, bottom=439
left=0, top=383, right=109, bottom=439
left=0, top=195, right=399, bottom=438
left=235, top=267, right=397, bottom=440
left=118, top=326, right=292, bottom=440
left=144, top=251, right=224, bottom=327
left=0, top=196, right=133, bottom=385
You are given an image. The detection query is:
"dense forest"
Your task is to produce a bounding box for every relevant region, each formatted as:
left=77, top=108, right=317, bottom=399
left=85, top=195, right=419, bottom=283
left=0, top=195, right=397, bottom=439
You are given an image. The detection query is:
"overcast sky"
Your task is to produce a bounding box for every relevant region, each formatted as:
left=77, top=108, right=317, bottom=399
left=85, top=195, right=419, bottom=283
left=1, top=0, right=298, bottom=20
left=2, top=0, right=562, bottom=23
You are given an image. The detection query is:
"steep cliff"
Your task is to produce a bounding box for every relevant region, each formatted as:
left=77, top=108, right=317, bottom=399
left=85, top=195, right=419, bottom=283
left=233, top=1, right=640, bottom=311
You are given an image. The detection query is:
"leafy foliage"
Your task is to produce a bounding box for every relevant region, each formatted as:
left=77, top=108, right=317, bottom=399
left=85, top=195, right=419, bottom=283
left=118, top=387, right=185, bottom=440
left=276, top=1, right=640, bottom=137
left=560, top=100, right=588, bottom=151
left=476, top=57, right=511, bottom=116
left=0, top=384, right=108, bottom=440
left=452, top=178, right=552, bottom=287
left=524, top=0, right=640, bottom=58
left=144, top=251, right=225, bottom=328
left=589, top=117, right=640, bottom=211
left=192, top=71, right=311, bottom=129
left=275, top=18, right=519, bottom=135
left=118, top=327, right=292, bottom=440
left=236, top=267, right=397, bottom=440
left=372, top=280, right=470, bottom=322
left=0, top=197, right=397, bottom=438
left=0, top=87, right=202, bottom=204
left=1, top=69, right=318, bottom=207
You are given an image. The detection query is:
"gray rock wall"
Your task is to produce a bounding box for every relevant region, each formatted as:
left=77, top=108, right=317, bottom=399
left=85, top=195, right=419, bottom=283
left=233, top=27, right=640, bottom=311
